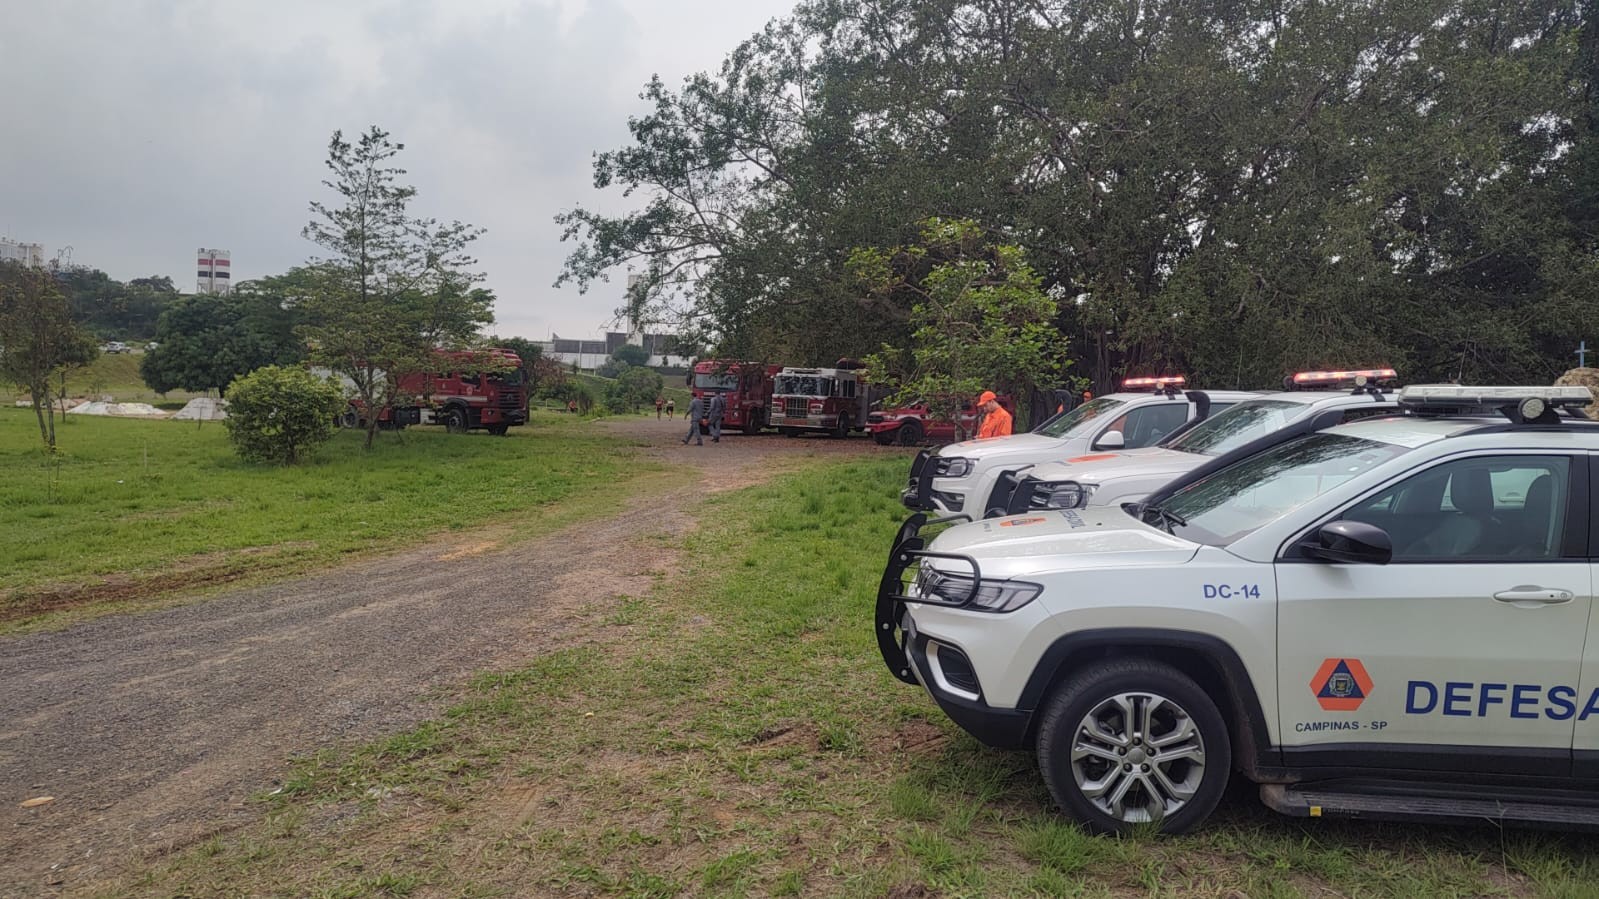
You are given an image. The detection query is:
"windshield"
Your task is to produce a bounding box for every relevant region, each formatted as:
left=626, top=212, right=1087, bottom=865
left=694, top=373, right=739, bottom=391
left=1165, top=399, right=1303, bottom=456
left=1036, top=397, right=1126, bottom=438
left=1155, top=433, right=1409, bottom=545
left=494, top=367, right=524, bottom=387
left=775, top=375, right=829, bottom=396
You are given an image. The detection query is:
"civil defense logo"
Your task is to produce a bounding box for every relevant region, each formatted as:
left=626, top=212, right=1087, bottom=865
left=1310, top=658, right=1374, bottom=712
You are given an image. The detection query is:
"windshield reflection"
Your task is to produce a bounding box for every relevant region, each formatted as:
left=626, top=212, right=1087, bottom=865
left=1037, top=397, right=1124, bottom=438
left=1157, top=433, right=1408, bottom=545
left=1165, top=400, right=1301, bottom=456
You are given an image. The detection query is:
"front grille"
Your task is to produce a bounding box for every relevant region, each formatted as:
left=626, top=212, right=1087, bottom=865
left=784, top=397, right=808, bottom=418
left=496, top=391, right=522, bottom=409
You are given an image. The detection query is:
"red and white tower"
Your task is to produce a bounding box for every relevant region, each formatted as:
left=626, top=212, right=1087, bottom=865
left=196, top=248, right=231, bottom=295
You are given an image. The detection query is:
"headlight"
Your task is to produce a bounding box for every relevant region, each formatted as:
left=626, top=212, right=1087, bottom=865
left=915, top=568, right=1042, bottom=613
left=1035, top=481, right=1096, bottom=510
left=936, top=457, right=973, bottom=478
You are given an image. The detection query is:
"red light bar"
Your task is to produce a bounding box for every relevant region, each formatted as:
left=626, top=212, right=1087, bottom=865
left=1292, top=368, right=1398, bottom=385
left=1122, top=375, right=1186, bottom=388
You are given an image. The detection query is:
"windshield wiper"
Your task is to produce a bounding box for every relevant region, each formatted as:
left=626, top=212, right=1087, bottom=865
left=1132, top=501, right=1187, bottom=533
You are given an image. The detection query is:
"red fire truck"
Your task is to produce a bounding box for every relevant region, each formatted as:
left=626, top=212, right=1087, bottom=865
left=866, top=395, right=1018, bottom=446
left=688, top=360, right=781, bottom=435
left=771, top=362, right=875, bottom=437
left=340, top=348, right=531, bottom=436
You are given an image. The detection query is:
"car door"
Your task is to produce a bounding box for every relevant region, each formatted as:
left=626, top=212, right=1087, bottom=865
left=1570, top=454, right=1599, bottom=777
left=1092, top=402, right=1189, bottom=451
left=1274, top=452, right=1591, bottom=775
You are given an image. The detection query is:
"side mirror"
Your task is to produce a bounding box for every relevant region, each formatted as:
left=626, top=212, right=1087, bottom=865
left=1304, top=520, right=1392, bottom=565
left=1095, top=429, right=1125, bottom=450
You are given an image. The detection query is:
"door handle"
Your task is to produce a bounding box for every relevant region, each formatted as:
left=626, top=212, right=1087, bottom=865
left=1492, top=587, right=1574, bottom=605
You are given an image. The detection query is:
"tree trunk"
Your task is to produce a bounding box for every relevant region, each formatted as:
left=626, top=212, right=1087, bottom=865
left=32, top=395, right=48, bottom=447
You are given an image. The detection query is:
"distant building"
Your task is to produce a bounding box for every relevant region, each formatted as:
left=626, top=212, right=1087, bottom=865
left=537, top=277, right=690, bottom=370
left=0, top=238, right=46, bottom=267
left=196, top=248, right=231, bottom=294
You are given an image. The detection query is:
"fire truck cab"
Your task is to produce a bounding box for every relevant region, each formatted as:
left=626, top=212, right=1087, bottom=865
left=689, top=360, right=781, bottom=435
left=772, top=364, right=872, bottom=438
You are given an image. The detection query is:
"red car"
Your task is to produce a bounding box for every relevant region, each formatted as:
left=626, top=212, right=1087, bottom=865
left=867, top=396, right=1017, bottom=446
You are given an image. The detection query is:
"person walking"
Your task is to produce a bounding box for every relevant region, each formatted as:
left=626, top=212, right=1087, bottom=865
left=976, top=391, right=1012, bottom=439
left=665, top=398, right=676, bottom=418
left=683, top=395, right=705, bottom=445
left=655, top=395, right=665, bottom=419
left=708, top=392, right=727, bottom=443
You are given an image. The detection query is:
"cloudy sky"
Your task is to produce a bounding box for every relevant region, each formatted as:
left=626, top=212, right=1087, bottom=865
left=0, top=0, right=797, bottom=340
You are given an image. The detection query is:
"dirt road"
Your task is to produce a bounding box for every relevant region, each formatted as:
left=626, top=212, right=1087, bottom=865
left=0, top=418, right=901, bottom=895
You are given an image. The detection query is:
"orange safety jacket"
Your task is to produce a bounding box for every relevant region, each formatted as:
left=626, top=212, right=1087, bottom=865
left=977, top=405, right=1013, bottom=439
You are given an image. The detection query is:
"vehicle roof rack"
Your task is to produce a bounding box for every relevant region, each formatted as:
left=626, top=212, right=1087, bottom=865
left=1398, top=385, right=1596, bottom=426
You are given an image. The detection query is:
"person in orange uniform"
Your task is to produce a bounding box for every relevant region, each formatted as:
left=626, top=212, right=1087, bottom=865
left=976, top=390, right=1013, bottom=439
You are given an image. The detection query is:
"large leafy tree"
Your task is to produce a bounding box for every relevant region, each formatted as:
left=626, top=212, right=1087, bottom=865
left=562, top=0, right=1594, bottom=389
left=0, top=261, right=99, bottom=450
left=298, top=126, right=493, bottom=447
left=859, top=219, right=1071, bottom=429
left=58, top=268, right=178, bottom=339
left=139, top=280, right=303, bottom=395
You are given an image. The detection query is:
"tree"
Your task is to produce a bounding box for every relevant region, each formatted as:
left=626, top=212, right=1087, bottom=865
left=222, top=365, right=347, bottom=464
left=139, top=283, right=302, bottom=395
left=58, top=268, right=177, bottom=339
left=563, top=0, right=1594, bottom=388
left=0, top=261, right=99, bottom=451
left=611, top=343, right=649, bottom=368
left=859, top=219, right=1070, bottom=431
left=606, top=363, right=663, bottom=413
left=298, top=126, right=492, bottom=448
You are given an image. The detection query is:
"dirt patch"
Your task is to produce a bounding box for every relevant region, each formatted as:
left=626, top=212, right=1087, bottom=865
left=3, top=542, right=321, bottom=622
left=0, top=415, right=903, bottom=895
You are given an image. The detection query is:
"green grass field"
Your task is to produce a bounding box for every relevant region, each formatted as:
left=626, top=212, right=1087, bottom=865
left=0, top=408, right=664, bottom=624
left=6, top=352, right=207, bottom=408
left=107, top=457, right=1599, bottom=898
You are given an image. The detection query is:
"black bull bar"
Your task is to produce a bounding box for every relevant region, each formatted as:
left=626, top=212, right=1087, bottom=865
left=876, top=511, right=977, bottom=684
left=901, top=448, right=936, bottom=510
left=982, top=469, right=1045, bottom=518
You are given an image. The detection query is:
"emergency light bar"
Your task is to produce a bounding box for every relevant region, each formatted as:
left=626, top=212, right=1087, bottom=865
left=1292, top=368, right=1397, bottom=386
left=1122, top=375, right=1186, bottom=389
left=1398, top=385, right=1593, bottom=408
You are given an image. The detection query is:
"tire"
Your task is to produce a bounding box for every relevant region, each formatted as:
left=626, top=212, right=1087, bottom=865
left=487, top=424, right=509, bottom=436
left=338, top=407, right=360, bottom=429
left=781, top=427, right=798, bottom=438
left=896, top=419, right=924, bottom=446
left=443, top=406, right=469, bottom=434
left=1035, top=658, right=1230, bottom=835
left=743, top=410, right=762, bottom=436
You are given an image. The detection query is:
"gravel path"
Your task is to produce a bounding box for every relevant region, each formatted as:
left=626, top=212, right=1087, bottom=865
left=0, top=418, right=902, bottom=895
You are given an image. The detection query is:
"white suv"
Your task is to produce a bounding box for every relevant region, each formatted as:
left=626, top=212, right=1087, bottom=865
left=903, top=378, right=1258, bottom=516
left=878, top=386, right=1598, bottom=833
left=988, top=371, right=1402, bottom=517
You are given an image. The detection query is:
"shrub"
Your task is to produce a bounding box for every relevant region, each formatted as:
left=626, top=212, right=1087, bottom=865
left=222, top=365, right=347, bottom=464
left=606, top=364, right=663, bottom=413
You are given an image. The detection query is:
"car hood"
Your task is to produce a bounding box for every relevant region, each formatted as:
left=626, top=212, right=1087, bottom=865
left=926, top=507, right=1200, bottom=574
left=1026, top=447, right=1205, bottom=486
left=939, top=432, right=1061, bottom=461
